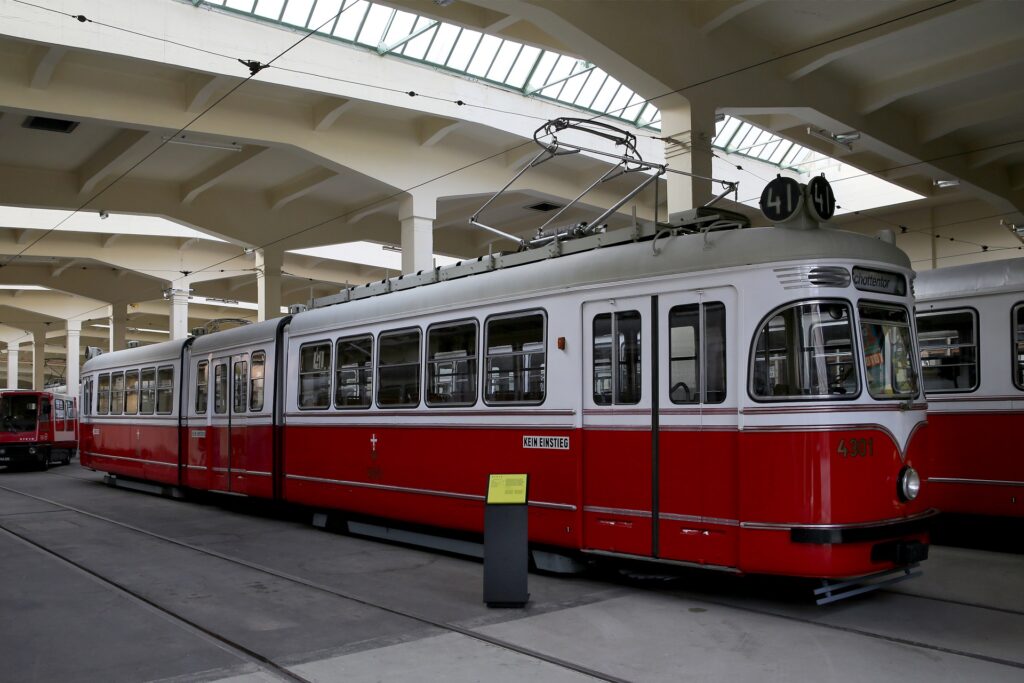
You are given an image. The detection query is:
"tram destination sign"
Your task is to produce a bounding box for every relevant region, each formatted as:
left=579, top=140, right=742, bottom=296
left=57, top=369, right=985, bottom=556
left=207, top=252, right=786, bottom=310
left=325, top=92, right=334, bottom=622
left=852, top=267, right=906, bottom=295
left=523, top=435, right=570, bottom=450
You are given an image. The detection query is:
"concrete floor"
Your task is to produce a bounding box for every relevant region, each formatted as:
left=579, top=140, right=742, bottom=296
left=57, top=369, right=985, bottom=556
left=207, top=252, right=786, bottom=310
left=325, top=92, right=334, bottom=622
left=0, top=464, right=1021, bottom=683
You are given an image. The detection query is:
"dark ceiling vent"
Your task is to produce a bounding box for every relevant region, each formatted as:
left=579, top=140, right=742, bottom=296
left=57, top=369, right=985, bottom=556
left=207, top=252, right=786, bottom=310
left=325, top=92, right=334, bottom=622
left=22, top=115, right=80, bottom=134
left=525, top=201, right=563, bottom=212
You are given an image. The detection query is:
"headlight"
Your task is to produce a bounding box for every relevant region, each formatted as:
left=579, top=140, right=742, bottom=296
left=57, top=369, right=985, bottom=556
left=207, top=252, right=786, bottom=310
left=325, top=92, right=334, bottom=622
left=898, top=466, right=920, bottom=502
left=28, top=447, right=36, bottom=455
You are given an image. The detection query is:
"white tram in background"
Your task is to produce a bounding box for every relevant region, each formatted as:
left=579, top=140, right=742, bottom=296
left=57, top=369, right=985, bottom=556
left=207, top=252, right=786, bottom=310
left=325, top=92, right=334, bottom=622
left=915, top=258, right=1024, bottom=517
left=80, top=196, right=934, bottom=590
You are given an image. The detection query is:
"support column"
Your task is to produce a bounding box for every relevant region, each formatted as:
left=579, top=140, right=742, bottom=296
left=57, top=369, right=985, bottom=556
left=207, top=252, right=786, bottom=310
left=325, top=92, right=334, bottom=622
left=661, top=98, right=717, bottom=218
left=169, top=281, right=191, bottom=340
left=398, top=192, right=436, bottom=274
left=6, top=343, right=19, bottom=389
left=29, top=326, right=48, bottom=390
left=255, top=248, right=283, bottom=322
left=66, top=320, right=82, bottom=395
left=109, top=304, right=128, bottom=352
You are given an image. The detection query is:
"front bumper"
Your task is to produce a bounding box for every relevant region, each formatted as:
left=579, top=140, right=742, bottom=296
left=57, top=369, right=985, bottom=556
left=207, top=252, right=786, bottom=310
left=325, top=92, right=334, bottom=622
left=0, top=445, right=42, bottom=466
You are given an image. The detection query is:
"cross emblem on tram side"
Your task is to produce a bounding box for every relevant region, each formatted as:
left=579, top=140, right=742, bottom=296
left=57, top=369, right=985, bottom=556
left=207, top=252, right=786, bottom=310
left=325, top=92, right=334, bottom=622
left=370, top=433, right=378, bottom=453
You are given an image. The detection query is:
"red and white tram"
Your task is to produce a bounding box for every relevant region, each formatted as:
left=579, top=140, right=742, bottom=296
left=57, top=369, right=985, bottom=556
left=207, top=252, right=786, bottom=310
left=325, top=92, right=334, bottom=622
left=914, top=257, right=1024, bottom=517
left=0, top=390, right=78, bottom=470
left=80, top=201, right=934, bottom=584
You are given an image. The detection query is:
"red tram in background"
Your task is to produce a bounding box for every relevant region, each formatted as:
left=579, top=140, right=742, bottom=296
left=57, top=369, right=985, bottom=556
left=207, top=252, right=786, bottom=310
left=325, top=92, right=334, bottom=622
left=80, top=177, right=935, bottom=595
left=0, top=390, right=78, bottom=470
left=915, top=258, right=1024, bottom=517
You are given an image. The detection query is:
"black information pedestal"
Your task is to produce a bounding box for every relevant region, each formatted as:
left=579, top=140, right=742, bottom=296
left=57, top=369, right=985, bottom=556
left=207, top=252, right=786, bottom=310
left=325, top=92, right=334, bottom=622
left=483, top=473, right=529, bottom=607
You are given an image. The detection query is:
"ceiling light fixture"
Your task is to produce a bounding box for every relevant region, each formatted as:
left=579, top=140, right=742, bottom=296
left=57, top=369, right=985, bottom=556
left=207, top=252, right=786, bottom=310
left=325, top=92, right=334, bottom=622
left=162, top=135, right=242, bottom=152
left=933, top=179, right=960, bottom=189
left=806, top=126, right=859, bottom=151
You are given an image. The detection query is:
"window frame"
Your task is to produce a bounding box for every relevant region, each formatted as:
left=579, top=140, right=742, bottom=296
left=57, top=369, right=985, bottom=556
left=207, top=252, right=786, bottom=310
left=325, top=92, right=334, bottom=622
left=97, top=373, right=110, bottom=415
left=156, top=365, right=174, bottom=415
left=859, top=300, right=920, bottom=400
left=139, top=367, right=156, bottom=415
left=748, top=298, right=861, bottom=403
left=250, top=351, right=266, bottom=412
left=667, top=301, right=728, bottom=406
left=195, top=360, right=209, bottom=414
left=916, top=306, right=980, bottom=395
left=233, top=358, right=249, bottom=414
left=483, top=309, right=547, bottom=406
left=376, top=327, right=422, bottom=409
left=334, top=334, right=373, bottom=410
left=124, top=369, right=140, bottom=415
left=213, top=362, right=228, bottom=415
left=298, top=340, right=333, bottom=410
left=426, top=319, right=479, bottom=408
left=109, top=371, right=125, bottom=416
left=592, top=310, right=642, bottom=406
left=1013, top=302, right=1024, bottom=392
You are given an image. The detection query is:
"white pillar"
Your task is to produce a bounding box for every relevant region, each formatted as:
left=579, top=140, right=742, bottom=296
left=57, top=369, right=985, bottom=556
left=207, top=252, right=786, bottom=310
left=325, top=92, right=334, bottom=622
left=66, top=320, right=82, bottom=395
left=255, top=248, right=283, bottom=322
left=398, top=193, right=436, bottom=274
left=6, top=343, right=19, bottom=389
left=169, top=284, right=191, bottom=340
left=31, top=328, right=47, bottom=390
left=109, top=304, right=128, bottom=352
left=661, top=98, right=717, bottom=218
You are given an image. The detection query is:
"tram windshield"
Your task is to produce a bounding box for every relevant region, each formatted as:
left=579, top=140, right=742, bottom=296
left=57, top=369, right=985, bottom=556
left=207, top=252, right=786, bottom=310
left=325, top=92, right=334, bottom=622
left=859, top=303, right=918, bottom=399
left=751, top=301, right=858, bottom=399
left=0, top=395, right=38, bottom=432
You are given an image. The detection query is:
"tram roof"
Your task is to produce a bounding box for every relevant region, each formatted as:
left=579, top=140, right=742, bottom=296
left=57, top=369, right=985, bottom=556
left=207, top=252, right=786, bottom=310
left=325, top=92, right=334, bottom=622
left=83, top=338, right=190, bottom=373
left=915, top=257, right=1024, bottom=300
left=190, top=318, right=288, bottom=355
left=290, top=224, right=910, bottom=337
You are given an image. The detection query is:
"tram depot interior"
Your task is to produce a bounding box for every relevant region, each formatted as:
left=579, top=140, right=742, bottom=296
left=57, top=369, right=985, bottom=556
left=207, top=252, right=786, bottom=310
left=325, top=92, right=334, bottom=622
left=2, top=1, right=1024, bottom=682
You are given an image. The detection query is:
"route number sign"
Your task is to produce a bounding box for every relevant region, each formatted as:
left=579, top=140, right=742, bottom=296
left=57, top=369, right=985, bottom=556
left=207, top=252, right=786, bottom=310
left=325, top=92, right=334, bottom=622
left=806, top=175, right=836, bottom=221
left=759, top=176, right=803, bottom=222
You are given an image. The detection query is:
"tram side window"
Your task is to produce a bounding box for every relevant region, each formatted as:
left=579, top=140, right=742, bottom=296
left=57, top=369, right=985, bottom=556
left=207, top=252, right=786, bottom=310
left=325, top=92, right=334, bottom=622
left=427, top=322, right=478, bottom=406
left=335, top=336, right=372, bottom=409
left=751, top=301, right=857, bottom=400
left=214, top=364, right=228, bottom=415
left=55, top=399, right=65, bottom=431
left=233, top=360, right=248, bottom=413
left=377, top=330, right=421, bottom=407
left=83, top=377, right=93, bottom=416
left=668, top=302, right=726, bottom=405
left=157, top=366, right=174, bottom=414
left=195, top=361, right=209, bottom=414
left=860, top=304, right=918, bottom=399
left=916, top=309, right=978, bottom=393
left=124, top=370, right=141, bottom=413
left=139, top=367, right=156, bottom=415
left=250, top=352, right=265, bottom=412
left=1014, top=304, right=1024, bottom=390
left=485, top=312, right=545, bottom=404
left=97, top=374, right=110, bottom=415
left=593, top=311, right=641, bottom=405
left=110, top=372, right=125, bottom=415
left=299, top=342, right=332, bottom=409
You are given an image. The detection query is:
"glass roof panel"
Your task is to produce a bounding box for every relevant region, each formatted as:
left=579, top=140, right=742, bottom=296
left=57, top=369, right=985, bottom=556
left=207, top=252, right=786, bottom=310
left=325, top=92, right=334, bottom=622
left=446, top=29, right=481, bottom=71
left=355, top=3, right=392, bottom=45
left=399, top=17, right=437, bottom=59
left=423, top=23, right=461, bottom=65
left=526, top=52, right=559, bottom=92
left=504, top=45, right=541, bottom=89
left=310, top=0, right=344, bottom=34
left=333, top=0, right=367, bottom=38
left=279, top=0, right=314, bottom=26
left=557, top=69, right=589, bottom=104
left=486, top=41, right=521, bottom=82
left=254, top=0, right=286, bottom=20
left=466, top=35, right=502, bottom=77
left=589, top=78, right=620, bottom=113
left=381, top=9, right=416, bottom=47
left=225, top=0, right=255, bottom=11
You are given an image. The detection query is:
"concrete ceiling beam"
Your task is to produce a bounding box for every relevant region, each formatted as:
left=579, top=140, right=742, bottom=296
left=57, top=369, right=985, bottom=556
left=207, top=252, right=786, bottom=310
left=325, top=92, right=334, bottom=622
left=417, top=116, right=464, bottom=148
left=77, top=129, right=153, bottom=196
left=267, top=167, right=338, bottom=211
left=30, top=45, right=67, bottom=90
left=312, top=97, right=355, bottom=131
left=184, top=72, right=236, bottom=112
left=857, top=38, right=1024, bottom=115
left=919, top=86, right=1024, bottom=142
left=694, top=0, right=767, bottom=35
left=181, top=145, right=268, bottom=205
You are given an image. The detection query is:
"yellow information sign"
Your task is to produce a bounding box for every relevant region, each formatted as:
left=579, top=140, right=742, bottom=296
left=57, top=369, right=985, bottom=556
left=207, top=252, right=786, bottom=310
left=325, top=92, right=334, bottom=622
left=487, top=473, right=528, bottom=505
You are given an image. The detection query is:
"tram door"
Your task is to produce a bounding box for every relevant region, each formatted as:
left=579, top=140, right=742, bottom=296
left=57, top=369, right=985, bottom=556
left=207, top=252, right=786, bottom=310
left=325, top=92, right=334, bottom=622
left=208, top=354, right=250, bottom=494
left=581, top=296, right=654, bottom=556
left=656, top=287, right=739, bottom=567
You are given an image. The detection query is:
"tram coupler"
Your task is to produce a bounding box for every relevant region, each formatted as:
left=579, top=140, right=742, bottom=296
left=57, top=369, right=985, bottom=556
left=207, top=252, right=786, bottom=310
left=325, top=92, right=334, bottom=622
left=814, top=564, right=922, bottom=605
